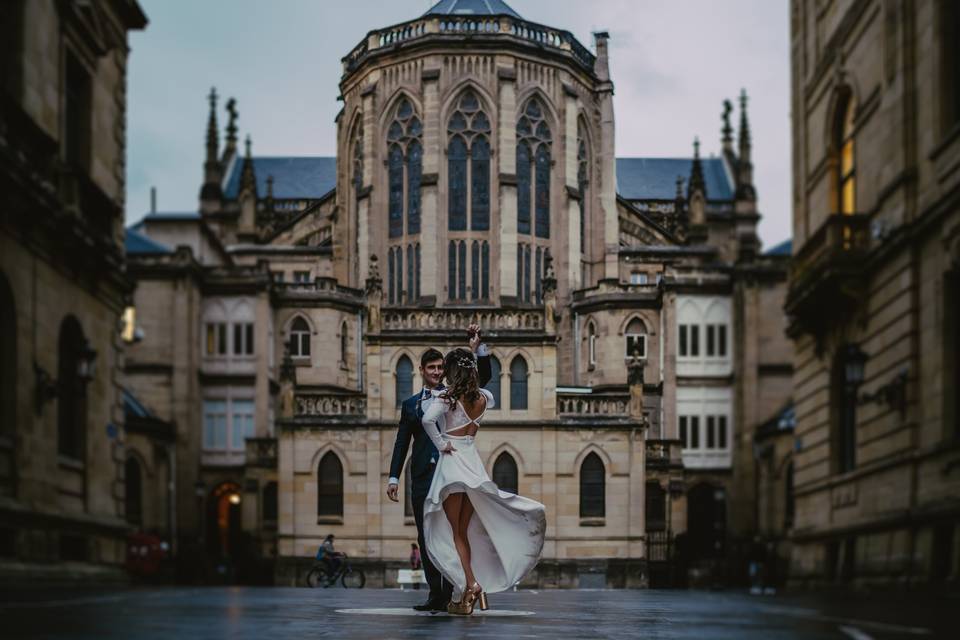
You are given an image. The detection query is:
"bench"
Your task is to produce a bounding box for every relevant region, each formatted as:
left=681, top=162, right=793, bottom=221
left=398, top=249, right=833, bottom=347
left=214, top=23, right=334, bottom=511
left=397, top=569, right=428, bottom=590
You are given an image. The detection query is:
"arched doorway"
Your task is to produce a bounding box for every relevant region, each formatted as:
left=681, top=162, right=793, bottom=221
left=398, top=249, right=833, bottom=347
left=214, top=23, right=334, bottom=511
left=207, top=481, right=242, bottom=560
left=687, top=482, right=726, bottom=561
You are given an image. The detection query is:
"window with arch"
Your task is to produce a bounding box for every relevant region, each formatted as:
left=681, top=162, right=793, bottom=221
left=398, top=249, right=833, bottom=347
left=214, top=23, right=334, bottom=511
left=0, top=274, right=15, bottom=445
left=387, top=98, right=422, bottom=304
left=835, top=94, right=856, bottom=215
left=577, top=120, right=588, bottom=257
left=396, top=355, right=414, bottom=408
left=580, top=452, right=605, bottom=518
left=263, top=481, right=278, bottom=528
left=484, top=355, right=502, bottom=408
left=447, top=90, right=491, bottom=302
left=509, top=356, right=528, bottom=410
left=493, top=452, right=518, bottom=494
left=517, top=97, right=551, bottom=303
left=317, top=451, right=344, bottom=518
left=57, top=316, right=87, bottom=461
left=125, top=456, right=143, bottom=526
left=289, top=317, right=310, bottom=358
left=625, top=318, right=647, bottom=359
left=339, top=321, right=349, bottom=366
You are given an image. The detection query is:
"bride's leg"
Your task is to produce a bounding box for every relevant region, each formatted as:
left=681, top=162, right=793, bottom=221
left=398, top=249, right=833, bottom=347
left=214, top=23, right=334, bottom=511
left=458, top=496, right=476, bottom=586
left=442, top=493, right=466, bottom=599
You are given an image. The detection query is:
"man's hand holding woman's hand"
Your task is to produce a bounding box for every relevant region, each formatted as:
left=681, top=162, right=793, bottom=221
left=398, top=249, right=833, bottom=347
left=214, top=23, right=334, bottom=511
left=441, top=442, right=457, bottom=454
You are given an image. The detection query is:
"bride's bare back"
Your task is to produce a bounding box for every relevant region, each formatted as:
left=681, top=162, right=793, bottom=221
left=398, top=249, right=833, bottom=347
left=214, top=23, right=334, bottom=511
left=446, top=394, right=487, bottom=438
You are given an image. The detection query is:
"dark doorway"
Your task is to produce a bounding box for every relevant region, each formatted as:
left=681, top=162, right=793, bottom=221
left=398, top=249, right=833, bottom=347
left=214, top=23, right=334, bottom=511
left=207, top=482, right=242, bottom=560
left=687, top=483, right=726, bottom=560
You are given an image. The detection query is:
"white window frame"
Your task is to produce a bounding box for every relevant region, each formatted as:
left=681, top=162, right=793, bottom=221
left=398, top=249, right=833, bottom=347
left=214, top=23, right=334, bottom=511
left=289, top=317, right=311, bottom=359
left=629, top=272, right=648, bottom=285
left=677, top=387, right=732, bottom=469
left=202, top=396, right=255, bottom=453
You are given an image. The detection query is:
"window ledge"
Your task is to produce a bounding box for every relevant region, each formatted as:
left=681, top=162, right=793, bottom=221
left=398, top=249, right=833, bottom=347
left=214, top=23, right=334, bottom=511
left=57, top=455, right=85, bottom=471
left=404, top=517, right=416, bottom=526
left=317, top=516, right=344, bottom=525
left=579, top=517, right=605, bottom=527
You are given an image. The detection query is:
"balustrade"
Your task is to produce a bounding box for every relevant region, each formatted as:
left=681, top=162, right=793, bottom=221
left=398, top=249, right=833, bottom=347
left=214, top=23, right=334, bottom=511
left=295, top=392, right=367, bottom=417
left=381, top=308, right=543, bottom=332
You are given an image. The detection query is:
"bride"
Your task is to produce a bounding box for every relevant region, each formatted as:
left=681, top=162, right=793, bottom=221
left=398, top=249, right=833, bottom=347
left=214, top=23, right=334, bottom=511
left=421, top=348, right=546, bottom=615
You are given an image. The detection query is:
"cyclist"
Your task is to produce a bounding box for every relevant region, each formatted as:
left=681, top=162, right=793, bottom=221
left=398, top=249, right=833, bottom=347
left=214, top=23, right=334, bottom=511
left=317, top=534, right=344, bottom=579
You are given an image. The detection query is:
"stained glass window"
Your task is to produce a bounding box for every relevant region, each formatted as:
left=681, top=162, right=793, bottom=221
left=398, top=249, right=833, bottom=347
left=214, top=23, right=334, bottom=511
left=486, top=355, right=501, bottom=407
left=577, top=124, right=588, bottom=254
left=388, top=145, right=404, bottom=238
left=406, top=244, right=414, bottom=302
left=396, top=355, right=413, bottom=407
left=415, top=244, right=421, bottom=300
left=395, top=246, right=403, bottom=304
left=481, top=241, right=490, bottom=299
left=458, top=240, right=467, bottom=300
left=509, top=356, right=528, bottom=410
left=535, top=247, right=542, bottom=304
left=407, top=141, right=422, bottom=235
left=517, top=97, right=551, bottom=239
left=388, top=247, right=396, bottom=304
left=448, top=136, right=468, bottom=231
left=471, top=240, right=480, bottom=301
left=471, top=136, right=490, bottom=231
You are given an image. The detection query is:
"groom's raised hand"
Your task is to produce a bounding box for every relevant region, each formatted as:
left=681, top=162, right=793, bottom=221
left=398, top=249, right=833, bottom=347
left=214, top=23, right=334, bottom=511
left=468, top=323, right=482, bottom=353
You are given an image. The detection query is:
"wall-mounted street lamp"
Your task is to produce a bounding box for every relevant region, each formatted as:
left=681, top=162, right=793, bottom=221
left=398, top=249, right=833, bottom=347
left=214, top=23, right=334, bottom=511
left=76, top=339, right=98, bottom=383
left=843, top=343, right=867, bottom=389
left=34, top=340, right=97, bottom=416
left=860, top=370, right=908, bottom=417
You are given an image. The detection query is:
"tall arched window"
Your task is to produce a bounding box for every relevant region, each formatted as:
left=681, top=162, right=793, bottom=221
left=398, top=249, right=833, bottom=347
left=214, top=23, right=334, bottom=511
left=262, top=481, right=278, bottom=528
left=493, top=452, right=518, bottom=494
left=339, top=321, right=348, bottom=366
left=509, top=355, right=528, bottom=410
left=587, top=322, right=597, bottom=368
left=485, top=355, right=502, bottom=408
left=447, top=90, right=491, bottom=302
left=386, top=98, right=422, bottom=302
left=577, top=120, right=588, bottom=257
left=289, top=317, right=310, bottom=358
left=580, top=452, right=605, bottom=518
left=125, top=456, right=143, bottom=526
left=835, top=94, right=856, bottom=215
left=57, top=316, right=87, bottom=461
left=396, top=355, right=414, bottom=407
left=625, top=318, right=647, bottom=359
left=317, top=452, right=344, bottom=517
left=517, top=97, right=551, bottom=303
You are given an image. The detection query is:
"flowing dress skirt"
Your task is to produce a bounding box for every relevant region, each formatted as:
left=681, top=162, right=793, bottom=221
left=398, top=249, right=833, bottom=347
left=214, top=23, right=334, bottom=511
left=423, top=434, right=546, bottom=596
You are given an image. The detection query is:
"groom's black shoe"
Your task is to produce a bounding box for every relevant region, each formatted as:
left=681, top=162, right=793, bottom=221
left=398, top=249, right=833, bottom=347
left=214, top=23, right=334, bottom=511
left=413, top=598, right=449, bottom=613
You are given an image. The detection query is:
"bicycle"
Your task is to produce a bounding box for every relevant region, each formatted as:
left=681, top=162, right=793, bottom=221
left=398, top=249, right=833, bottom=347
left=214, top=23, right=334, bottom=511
left=306, top=553, right=366, bottom=588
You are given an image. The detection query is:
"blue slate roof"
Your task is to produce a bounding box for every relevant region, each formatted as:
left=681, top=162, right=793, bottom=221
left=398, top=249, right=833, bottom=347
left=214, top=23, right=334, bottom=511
left=765, top=238, right=792, bottom=256
left=142, top=211, right=200, bottom=221
left=616, top=157, right=734, bottom=201
left=223, top=157, right=337, bottom=200
left=424, top=0, right=521, bottom=17
left=125, top=226, right=172, bottom=255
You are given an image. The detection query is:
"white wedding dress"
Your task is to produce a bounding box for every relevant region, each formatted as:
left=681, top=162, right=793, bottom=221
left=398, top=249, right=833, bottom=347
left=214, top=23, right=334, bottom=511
left=421, top=388, right=546, bottom=597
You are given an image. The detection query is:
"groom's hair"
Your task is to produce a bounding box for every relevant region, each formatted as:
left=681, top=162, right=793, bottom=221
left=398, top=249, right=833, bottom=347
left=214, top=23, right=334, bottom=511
left=420, top=348, right=444, bottom=368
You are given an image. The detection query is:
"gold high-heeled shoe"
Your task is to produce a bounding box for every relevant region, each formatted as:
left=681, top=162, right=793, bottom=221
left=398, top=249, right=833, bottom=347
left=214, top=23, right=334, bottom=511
left=468, top=582, right=489, bottom=611
left=446, top=597, right=472, bottom=615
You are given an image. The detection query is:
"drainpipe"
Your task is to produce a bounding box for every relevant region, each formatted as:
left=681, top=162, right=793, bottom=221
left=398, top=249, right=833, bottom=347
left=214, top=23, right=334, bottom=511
left=573, top=312, right=580, bottom=386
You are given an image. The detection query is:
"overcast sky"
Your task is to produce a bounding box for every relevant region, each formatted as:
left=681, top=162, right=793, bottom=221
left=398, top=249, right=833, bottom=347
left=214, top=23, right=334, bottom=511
left=126, top=0, right=790, bottom=248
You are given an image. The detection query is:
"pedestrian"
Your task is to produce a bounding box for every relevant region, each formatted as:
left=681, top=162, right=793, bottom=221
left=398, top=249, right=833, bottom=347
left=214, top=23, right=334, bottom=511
left=410, top=543, right=422, bottom=590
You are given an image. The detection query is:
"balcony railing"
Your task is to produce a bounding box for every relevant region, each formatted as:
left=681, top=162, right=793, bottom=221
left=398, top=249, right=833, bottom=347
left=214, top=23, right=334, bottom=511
left=343, top=14, right=596, bottom=76
left=557, top=391, right=630, bottom=417
left=380, top=308, right=544, bottom=333
left=294, top=391, right=367, bottom=418
left=786, top=213, right=870, bottom=339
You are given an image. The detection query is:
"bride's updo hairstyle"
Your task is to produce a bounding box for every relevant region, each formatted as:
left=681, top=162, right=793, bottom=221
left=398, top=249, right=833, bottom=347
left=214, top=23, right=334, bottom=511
left=442, top=348, right=481, bottom=411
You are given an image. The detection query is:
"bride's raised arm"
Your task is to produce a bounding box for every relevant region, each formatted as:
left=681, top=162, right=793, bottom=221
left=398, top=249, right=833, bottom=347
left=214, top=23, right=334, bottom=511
left=421, top=394, right=452, bottom=453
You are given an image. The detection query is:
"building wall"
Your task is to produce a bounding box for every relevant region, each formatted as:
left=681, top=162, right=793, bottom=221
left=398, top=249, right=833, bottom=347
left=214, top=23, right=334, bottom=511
left=789, top=0, right=960, bottom=586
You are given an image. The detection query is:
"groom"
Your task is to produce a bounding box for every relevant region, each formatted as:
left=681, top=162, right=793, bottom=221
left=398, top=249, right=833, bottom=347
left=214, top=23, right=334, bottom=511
left=387, top=325, right=491, bottom=612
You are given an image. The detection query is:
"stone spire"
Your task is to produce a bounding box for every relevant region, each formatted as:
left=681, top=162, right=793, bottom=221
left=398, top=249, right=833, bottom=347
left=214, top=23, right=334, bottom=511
left=223, top=97, right=239, bottom=162
left=239, top=135, right=257, bottom=197
left=593, top=31, right=611, bottom=83
left=736, top=89, right=755, bottom=200
left=721, top=98, right=734, bottom=156
left=673, top=174, right=688, bottom=236
left=687, top=137, right=706, bottom=199
left=199, top=87, right=223, bottom=213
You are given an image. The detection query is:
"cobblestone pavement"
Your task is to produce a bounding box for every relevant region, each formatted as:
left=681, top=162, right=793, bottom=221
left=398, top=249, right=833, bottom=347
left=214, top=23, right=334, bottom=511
left=0, top=587, right=952, bottom=639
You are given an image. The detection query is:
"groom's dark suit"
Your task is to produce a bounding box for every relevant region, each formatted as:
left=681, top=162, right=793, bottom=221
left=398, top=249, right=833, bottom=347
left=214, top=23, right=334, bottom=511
left=388, top=354, right=491, bottom=604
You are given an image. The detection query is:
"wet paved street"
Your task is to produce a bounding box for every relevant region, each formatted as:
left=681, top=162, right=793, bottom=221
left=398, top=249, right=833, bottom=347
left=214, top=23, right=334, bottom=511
left=0, top=587, right=952, bottom=639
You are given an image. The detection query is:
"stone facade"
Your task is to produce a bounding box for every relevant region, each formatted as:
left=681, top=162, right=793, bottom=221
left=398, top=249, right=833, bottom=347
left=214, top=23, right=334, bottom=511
left=788, top=0, right=960, bottom=587
left=122, top=1, right=793, bottom=587
left=0, top=0, right=147, bottom=583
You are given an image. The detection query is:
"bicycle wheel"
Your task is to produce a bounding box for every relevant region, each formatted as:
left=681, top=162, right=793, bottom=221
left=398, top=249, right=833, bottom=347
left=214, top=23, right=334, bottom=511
left=341, top=567, right=366, bottom=588
left=306, top=566, right=330, bottom=588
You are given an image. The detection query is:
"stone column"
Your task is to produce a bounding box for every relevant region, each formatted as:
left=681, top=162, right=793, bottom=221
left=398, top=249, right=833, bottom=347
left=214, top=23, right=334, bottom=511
left=563, top=85, right=581, bottom=291
left=356, top=86, right=377, bottom=288
left=497, top=65, right=518, bottom=300
left=420, top=67, right=441, bottom=302
left=593, top=33, right=619, bottom=280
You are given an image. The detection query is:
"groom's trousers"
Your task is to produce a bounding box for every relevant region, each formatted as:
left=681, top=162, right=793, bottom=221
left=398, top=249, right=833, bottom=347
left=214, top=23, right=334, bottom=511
left=412, top=484, right=452, bottom=603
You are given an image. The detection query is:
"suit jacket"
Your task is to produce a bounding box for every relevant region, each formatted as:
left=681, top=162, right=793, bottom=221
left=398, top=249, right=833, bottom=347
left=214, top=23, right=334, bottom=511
left=388, top=354, right=491, bottom=494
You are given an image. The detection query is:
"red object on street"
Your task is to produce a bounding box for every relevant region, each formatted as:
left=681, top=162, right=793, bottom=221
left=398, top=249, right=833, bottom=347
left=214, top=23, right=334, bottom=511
left=126, top=532, right=165, bottom=576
